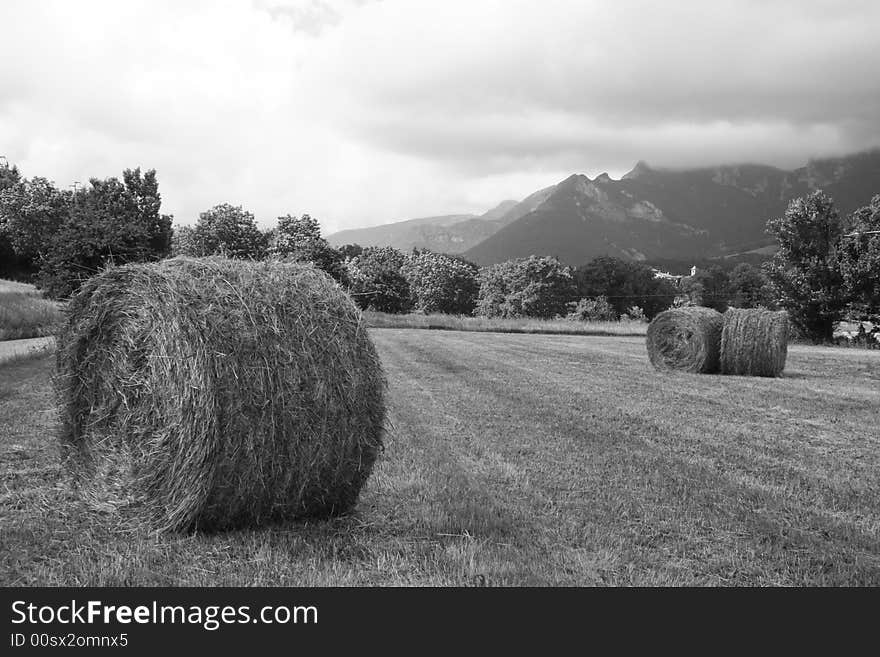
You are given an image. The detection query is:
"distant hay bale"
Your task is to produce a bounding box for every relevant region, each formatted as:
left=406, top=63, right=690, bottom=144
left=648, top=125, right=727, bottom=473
left=56, top=257, right=386, bottom=533
left=646, top=306, right=723, bottom=373
left=720, top=307, right=788, bottom=377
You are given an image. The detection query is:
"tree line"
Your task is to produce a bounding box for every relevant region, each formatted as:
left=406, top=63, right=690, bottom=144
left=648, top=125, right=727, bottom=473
left=1, top=161, right=877, bottom=342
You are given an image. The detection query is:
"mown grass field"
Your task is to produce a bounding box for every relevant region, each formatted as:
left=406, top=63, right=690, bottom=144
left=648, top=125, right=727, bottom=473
left=0, top=279, right=64, bottom=341
left=1, top=330, right=879, bottom=585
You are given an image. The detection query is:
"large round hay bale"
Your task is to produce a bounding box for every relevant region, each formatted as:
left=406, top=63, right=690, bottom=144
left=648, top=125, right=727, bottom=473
left=56, top=257, right=386, bottom=532
left=646, top=306, right=723, bottom=373
left=720, top=307, right=788, bottom=377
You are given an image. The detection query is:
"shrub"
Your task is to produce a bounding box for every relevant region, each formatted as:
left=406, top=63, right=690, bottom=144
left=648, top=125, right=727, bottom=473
left=622, top=305, right=647, bottom=322
left=566, top=296, right=618, bottom=321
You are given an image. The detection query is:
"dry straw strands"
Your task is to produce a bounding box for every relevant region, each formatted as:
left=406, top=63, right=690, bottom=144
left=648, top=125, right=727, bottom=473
left=720, top=307, right=789, bottom=377
left=56, top=257, right=386, bottom=533
left=646, top=306, right=723, bottom=373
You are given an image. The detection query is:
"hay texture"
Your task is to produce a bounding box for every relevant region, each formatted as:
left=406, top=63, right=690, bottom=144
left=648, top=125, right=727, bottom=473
left=720, top=308, right=789, bottom=377
left=646, top=306, right=723, bottom=373
left=56, top=257, right=386, bottom=532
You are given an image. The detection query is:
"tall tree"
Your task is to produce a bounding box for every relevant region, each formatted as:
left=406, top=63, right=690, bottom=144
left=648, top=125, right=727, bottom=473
left=1, top=166, right=171, bottom=295
left=838, top=194, right=880, bottom=322
left=727, top=263, right=775, bottom=309
left=122, top=168, right=172, bottom=258
left=685, top=266, right=730, bottom=311
left=270, top=214, right=347, bottom=284
left=575, top=256, right=677, bottom=320
left=477, top=256, right=577, bottom=318
left=764, top=191, right=847, bottom=342
left=0, top=176, right=70, bottom=262
left=345, top=246, right=411, bottom=313
left=37, top=170, right=173, bottom=297
left=187, top=203, right=267, bottom=259
left=402, top=251, right=479, bottom=315
left=0, top=162, right=29, bottom=278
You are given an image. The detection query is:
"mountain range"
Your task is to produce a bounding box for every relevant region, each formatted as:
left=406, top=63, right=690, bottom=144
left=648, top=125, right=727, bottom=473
left=326, top=149, right=880, bottom=266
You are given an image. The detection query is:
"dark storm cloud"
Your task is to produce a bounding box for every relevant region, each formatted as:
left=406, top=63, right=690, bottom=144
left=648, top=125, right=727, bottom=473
left=321, top=0, right=880, bottom=169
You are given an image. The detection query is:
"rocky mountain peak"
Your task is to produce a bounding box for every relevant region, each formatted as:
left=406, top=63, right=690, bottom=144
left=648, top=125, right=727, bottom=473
left=622, top=160, right=653, bottom=180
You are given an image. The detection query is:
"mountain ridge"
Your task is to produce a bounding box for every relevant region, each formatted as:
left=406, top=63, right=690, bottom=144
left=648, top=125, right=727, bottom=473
left=326, top=148, right=880, bottom=264
left=465, top=148, right=880, bottom=265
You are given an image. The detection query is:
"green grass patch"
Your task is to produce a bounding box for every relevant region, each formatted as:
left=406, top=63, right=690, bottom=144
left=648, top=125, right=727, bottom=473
left=364, top=311, right=648, bottom=336
left=0, top=281, right=64, bottom=341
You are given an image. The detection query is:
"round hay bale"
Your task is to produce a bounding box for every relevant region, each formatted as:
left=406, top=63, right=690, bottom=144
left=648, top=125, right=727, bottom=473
left=56, top=257, right=386, bottom=532
left=720, top=307, right=788, bottom=377
left=646, top=306, right=723, bottom=373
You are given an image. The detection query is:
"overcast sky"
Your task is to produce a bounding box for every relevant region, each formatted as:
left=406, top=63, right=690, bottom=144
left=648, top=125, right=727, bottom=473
left=2, top=0, right=879, bottom=233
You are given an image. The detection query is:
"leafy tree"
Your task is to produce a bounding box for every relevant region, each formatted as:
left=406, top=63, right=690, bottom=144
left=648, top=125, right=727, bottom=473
left=270, top=214, right=347, bottom=284
left=186, top=203, right=267, bottom=259
left=679, top=275, right=705, bottom=306
left=0, top=176, right=70, bottom=262
left=727, top=263, right=775, bottom=309
left=0, top=161, right=31, bottom=279
left=402, top=251, right=479, bottom=315
left=0, top=162, right=19, bottom=189
left=622, top=305, right=647, bottom=322
left=36, top=169, right=173, bottom=297
left=566, top=296, right=618, bottom=321
left=575, top=256, right=676, bottom=320
left=270, top=213, right=322, bottom=255
left=838, top=195, right=880, bottom=322
left=1, top=167, right=171, bottom=297
left=345, top=246, right=411, bottom=313
left=477, top=256, right=577, bottom=318
left=338, top=243, right=364, bottom=259
left=685, top=266, right=729, bottom=311
left=122, top=169, right=170, bottom=257
left=171, top=224, right=196, bottom=257
left=764, top=191, right=847, bottom=342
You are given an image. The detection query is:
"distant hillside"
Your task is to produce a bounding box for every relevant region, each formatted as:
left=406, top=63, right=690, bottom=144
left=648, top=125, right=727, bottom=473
left=464, top=173, right=712, bottom=265
left=328, top=198, right=532, bottom=253
left=464, top=149, right=880, bottom=266
left=326, top=148, right=880, bottom=264
left=325, top=190, right=561, bottom=255
left=327, top=213, right=476, bottom=253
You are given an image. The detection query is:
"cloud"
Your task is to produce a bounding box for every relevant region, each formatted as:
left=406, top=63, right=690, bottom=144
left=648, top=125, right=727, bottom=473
left=1, top=0, right=878, bottom=233
left=318, top=0, right=880, bottom=162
